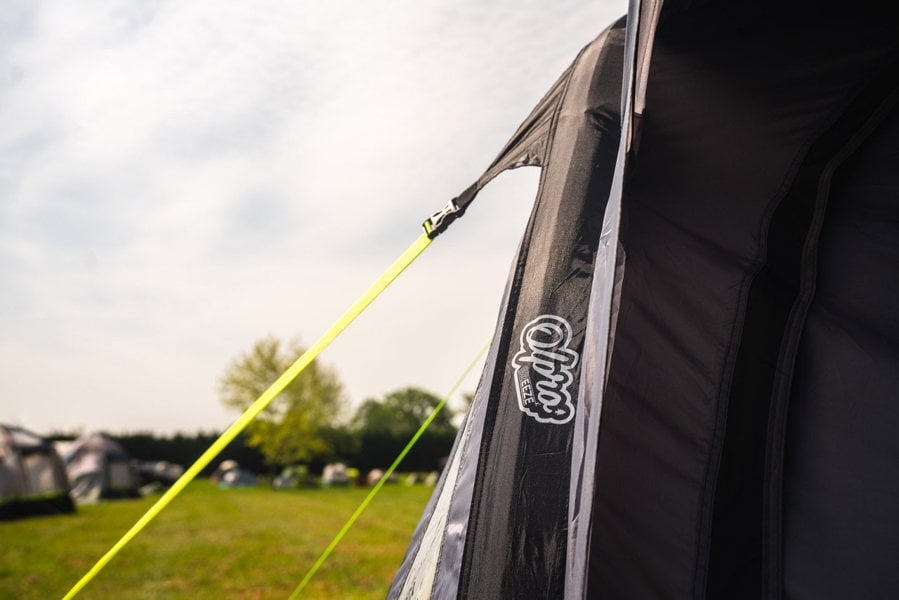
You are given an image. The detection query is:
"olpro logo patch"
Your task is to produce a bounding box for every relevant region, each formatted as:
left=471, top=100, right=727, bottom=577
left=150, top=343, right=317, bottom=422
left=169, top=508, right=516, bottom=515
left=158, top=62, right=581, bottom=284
left=512, top=315, right=579, bottom=425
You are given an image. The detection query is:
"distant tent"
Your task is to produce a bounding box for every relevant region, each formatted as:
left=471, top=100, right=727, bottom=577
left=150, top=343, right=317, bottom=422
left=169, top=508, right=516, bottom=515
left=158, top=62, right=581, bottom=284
left=211, top=459, right=256, bottom=488
left=210, top=458, right=240, bottom=482
left=62, top=433, right=139, bottom=503
left=321, top=463, right=350, bottom=486
left=134, top=460, right=184, bottom=487
left=0, top=424, right=74, bottom=519
left=219, top=468, right=256, bottom=488
left=273, top=465, right=313, bottom=489
left=392, top=1, right=898, bottom=598
left=367, top=468, right=398, bottom=486
left=135, top=460, right=185, bottom=494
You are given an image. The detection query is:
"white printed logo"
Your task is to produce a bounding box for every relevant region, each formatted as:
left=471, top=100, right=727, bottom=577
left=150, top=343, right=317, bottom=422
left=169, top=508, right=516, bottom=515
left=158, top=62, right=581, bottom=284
left=512, top=315, right=579, bottom=425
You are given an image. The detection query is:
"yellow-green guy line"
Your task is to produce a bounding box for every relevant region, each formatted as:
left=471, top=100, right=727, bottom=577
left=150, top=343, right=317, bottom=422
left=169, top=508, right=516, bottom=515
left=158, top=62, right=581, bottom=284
left=289, top=339, right=491, bottom=599
left=63, top=232, right=433, bottom=600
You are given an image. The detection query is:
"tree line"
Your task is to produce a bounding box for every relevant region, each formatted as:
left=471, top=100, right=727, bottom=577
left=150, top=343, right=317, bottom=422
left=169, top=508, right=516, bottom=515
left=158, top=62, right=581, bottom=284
left=62, top=336, right=464, bottom=476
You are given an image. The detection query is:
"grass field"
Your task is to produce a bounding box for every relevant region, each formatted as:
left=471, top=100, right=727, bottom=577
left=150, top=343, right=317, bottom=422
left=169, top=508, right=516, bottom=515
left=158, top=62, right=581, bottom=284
left=0, top=480, right=433, bottom=599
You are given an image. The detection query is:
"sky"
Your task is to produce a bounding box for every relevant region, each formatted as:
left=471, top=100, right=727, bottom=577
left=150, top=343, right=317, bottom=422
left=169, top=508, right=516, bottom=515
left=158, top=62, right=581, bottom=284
left=1, top=0, right=627, bottom=435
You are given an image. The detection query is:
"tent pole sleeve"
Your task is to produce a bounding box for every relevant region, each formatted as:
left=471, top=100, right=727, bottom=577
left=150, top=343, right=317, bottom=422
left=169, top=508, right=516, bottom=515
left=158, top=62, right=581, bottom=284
left=62, top=232, right=433, bottom=600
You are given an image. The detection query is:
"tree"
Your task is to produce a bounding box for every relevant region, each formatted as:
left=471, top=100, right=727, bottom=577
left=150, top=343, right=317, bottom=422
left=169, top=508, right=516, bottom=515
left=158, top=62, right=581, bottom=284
left=219, top=336, right=345, bottom=468
left=352, top=387, right=454, bottom=436
left=351, top=387, right=457, bottom=471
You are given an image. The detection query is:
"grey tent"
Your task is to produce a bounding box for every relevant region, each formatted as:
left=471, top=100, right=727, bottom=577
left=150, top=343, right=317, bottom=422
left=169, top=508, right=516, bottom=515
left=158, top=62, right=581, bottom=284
left=212, top=459, right=257, bottom=489
left=62, top=433, right=139, bottom=503
left=391, top=0, right=898, bottom=598
left=0, top=424, right=74, bottom=519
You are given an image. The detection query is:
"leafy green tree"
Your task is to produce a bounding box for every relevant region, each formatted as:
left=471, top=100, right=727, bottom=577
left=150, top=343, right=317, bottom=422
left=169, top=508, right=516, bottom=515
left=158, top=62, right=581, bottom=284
left=219, top=336, right=345, bottom=468
left=350, top=387, right=457, bottom=471
left=352, top=387, right=454, bottom=436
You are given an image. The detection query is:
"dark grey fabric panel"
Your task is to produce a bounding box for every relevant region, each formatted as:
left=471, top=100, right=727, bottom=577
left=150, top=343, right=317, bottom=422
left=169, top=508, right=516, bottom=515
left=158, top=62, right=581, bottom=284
left=458, top=22, right=625, bottom=598
left=587, top=3, right=898, bottom=598
left=783, top=103, right=899, bottom=600
left=712, top=60, right=899, bottom=600
left=390, top=18, right=627, bottom=600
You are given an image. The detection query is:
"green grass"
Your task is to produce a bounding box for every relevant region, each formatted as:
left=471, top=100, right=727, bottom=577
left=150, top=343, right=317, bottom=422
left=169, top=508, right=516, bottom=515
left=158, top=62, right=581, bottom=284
left=0, top=480, right=433, bottom=599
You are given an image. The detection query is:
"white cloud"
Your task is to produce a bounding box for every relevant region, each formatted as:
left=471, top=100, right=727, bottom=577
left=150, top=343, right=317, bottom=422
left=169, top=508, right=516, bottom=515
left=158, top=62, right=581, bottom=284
left=0, top=0, right=626, bottom=434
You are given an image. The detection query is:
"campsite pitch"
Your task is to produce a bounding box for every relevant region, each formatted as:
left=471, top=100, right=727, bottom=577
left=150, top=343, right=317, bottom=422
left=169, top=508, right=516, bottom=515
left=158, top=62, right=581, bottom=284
left=0, top=480, right=432, bottom=599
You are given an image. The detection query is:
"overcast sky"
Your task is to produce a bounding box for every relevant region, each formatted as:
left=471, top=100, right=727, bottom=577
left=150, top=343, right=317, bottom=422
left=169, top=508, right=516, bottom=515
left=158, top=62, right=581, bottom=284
left=1, top=0, right=626, bottom=435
